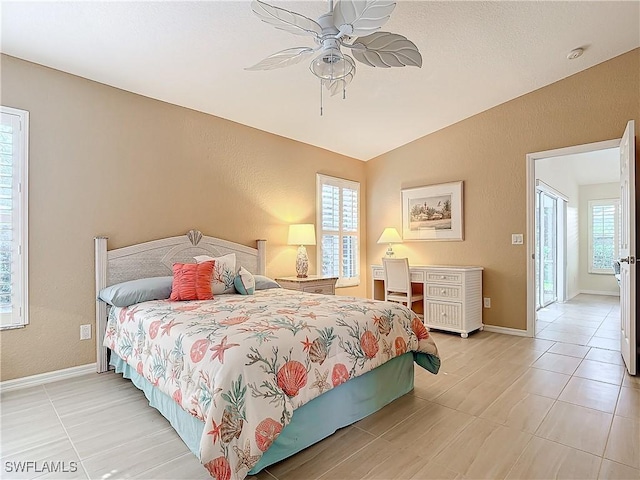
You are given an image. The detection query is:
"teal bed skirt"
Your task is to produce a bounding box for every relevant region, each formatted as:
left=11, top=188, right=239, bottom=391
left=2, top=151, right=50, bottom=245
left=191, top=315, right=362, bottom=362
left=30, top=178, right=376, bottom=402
left=110, top=351, right=416, bottom=474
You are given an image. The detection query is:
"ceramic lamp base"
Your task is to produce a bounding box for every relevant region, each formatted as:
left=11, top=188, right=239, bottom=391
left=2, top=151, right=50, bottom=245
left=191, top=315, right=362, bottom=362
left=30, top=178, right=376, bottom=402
left=296, top=245, right=309, bottom=278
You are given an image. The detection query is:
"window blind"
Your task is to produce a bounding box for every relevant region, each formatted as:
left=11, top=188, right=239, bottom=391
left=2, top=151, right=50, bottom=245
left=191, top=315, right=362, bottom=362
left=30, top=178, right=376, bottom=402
left=0, top=107, right=28, bottom=329
left=589, top=199, right=619, bottom=274
left=317, top=174, right=360, bottom=287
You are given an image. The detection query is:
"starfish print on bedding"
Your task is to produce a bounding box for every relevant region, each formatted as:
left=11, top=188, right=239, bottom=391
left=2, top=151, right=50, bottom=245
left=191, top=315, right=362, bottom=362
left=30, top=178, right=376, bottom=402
left=311, top=368, right=330, bottom=394
left=160, top=319, right=182, bottom=337
left=301, top=336, right=313, bottom=352
left=209, top=336, right=240, bottom=364
left=207, top=419, right=222, bottom=444
left=126, top=306, right=140, bottom=322
left=181, top=363, right=196, bottom=390
left=232, top=439, right=260, bottom=472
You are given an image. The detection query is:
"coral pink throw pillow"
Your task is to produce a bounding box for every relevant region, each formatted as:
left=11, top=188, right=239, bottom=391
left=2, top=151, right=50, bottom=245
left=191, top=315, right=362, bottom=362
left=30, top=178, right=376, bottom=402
left=170, top=261, right=214, bottom=301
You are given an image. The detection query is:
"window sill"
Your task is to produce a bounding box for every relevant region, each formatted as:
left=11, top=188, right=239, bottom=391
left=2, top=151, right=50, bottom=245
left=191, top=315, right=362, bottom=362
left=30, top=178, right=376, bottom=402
left=0, top=324, right=27, bottom=331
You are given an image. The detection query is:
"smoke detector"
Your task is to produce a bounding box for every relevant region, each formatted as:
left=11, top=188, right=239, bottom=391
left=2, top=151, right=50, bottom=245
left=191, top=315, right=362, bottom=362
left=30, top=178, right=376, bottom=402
left=567, top=48, right=584, bottom=60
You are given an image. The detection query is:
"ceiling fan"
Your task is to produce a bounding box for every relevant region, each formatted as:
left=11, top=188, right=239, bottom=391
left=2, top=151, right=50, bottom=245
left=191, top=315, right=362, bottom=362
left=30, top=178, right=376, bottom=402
left=246, top=0, right=422, bottom=110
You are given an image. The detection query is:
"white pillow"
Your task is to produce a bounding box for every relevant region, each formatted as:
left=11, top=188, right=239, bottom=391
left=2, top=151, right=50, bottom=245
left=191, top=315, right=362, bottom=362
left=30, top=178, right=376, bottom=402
left=194, top=253, right=237, bottom=294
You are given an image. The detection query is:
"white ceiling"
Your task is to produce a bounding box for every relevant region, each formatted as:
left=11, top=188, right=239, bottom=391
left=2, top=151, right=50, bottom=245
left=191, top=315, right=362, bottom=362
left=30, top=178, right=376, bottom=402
left=1, top=1, right=639, bottom=160
left=538, top=147, right=620, bottom=186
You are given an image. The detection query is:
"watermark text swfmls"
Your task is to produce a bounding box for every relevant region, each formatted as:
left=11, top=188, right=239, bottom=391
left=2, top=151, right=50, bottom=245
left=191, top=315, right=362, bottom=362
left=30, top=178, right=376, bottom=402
left=4, top=461, right=78, bottom=473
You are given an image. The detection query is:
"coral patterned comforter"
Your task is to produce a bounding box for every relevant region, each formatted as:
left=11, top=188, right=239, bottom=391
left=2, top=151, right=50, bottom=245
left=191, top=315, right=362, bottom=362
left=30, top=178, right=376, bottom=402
left=104, top=288, right=440, bottom=480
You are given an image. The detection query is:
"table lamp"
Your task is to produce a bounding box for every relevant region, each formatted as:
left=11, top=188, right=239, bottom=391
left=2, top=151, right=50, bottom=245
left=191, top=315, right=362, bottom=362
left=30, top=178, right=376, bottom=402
left=288, top=224, right=316, bottom=277
left=377, top=227, right=402, bottom=257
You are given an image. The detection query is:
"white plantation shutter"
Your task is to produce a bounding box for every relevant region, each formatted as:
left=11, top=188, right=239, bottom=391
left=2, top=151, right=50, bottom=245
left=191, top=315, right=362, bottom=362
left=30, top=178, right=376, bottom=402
left=589, top=199, right=619, bottom=274
left=317, top=174, right=360, bottom=287
left=0, top=107, right=28, bottom=329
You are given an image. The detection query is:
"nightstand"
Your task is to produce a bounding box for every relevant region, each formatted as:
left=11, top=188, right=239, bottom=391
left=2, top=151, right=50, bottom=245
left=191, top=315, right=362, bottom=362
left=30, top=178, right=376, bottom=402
left=275, top=276, right=338, bottom=295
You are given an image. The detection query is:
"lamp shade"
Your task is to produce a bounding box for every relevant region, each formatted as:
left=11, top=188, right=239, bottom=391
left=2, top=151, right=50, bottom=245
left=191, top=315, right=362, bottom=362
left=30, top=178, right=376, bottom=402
left=288, top=224, right=316, bottom=246
left=377, top=227, right=402, bottom=244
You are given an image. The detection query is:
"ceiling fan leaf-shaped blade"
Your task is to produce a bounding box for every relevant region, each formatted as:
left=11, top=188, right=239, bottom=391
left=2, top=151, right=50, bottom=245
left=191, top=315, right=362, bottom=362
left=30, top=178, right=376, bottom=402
left=352, top=32, right=422, bottom=68
left=333, top=0, right=396, bottom=37
left=251, top=0, right=322, bottom=37
left=246, top=47, right=316, bottom=71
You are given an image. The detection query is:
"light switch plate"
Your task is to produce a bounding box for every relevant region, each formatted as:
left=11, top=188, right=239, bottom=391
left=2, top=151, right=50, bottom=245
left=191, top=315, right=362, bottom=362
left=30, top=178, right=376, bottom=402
left=512, top=234, right=524, bottom=245
left=80, top=324, right=92, bottom=340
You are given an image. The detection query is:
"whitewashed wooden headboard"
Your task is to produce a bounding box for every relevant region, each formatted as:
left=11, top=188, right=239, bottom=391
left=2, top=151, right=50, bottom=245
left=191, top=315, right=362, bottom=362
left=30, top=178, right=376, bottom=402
left=94, top=230, right=266, bottom=373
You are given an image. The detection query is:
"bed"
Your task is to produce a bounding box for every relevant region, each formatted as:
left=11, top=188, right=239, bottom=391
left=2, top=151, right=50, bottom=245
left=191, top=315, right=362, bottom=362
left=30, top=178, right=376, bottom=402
left=95, top=230, right=440, bottom=480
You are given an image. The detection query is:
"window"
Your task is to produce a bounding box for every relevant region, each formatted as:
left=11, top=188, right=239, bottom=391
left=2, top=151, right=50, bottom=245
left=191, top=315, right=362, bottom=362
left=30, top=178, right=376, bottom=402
left=316, top=174, right=360, bottom=288
left=588, top=199, right=619, bottom=274
left=0, top=106, right=28, bottom=329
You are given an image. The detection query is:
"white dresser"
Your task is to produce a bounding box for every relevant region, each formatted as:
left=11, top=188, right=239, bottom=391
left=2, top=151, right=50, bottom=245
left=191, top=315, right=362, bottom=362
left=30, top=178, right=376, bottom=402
left=371, top=264, right=483, bottom=338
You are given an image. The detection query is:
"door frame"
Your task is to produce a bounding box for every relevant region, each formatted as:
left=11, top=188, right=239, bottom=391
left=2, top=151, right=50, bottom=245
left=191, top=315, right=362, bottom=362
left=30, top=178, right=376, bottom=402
left=526, top=139, right=621, bottom=337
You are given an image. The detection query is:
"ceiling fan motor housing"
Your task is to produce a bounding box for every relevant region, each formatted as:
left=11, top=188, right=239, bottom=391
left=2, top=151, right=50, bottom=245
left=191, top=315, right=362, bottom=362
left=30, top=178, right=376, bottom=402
left=310, top=13, right=354, bottom=80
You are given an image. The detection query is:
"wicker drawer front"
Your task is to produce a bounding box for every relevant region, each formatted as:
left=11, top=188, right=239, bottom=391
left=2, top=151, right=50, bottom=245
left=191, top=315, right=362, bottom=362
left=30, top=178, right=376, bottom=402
left=302, top=283, right=334, bottom=295
left=426, top=271, right=462, bottom=284
left=410, top=271, right=425, bottom=282
left=373, top=268, right=385, bottom=280
left=426, top=284, right=462, bottom=301
left=426, top=301, right=462, bottom=328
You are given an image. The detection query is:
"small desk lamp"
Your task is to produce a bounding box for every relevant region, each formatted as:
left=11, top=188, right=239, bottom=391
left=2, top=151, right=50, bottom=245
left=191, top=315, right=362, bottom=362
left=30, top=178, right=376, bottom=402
left=377, top=227, right=402, bottom=257
left=288, top=224, right=316, bottom=278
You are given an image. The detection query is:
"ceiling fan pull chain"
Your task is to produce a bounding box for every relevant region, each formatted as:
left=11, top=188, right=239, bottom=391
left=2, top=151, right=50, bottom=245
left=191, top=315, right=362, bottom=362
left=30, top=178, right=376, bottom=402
left=320, top=79, right=324, bottom=116
left=343, top=60, right=346, bottom=100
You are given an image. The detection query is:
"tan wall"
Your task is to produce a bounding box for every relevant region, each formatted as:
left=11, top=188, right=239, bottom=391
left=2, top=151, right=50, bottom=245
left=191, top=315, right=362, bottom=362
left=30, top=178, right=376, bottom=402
left=0, top=55, right=367, bottom=381
left=366, top=49, right=639, bottom=331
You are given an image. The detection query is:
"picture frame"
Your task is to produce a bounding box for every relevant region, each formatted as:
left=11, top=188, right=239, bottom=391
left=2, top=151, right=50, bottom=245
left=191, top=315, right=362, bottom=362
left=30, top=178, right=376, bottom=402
left=401, top=181, right=464, bottom=241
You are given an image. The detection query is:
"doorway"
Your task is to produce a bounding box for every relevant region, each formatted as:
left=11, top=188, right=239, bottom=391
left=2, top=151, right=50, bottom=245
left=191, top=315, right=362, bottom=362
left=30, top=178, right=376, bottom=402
left=526, top=122, right=636, bottom=376
left=526, top=139, right=622, bottom=338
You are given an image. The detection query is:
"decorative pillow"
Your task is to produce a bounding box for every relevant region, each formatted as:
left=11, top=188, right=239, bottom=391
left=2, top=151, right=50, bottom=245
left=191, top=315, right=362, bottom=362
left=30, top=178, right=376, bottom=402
left=234, top=267, right=255, bottom=295
left=170, top=261, right=214, bottom=301
left=194, top=253, right=237, bottom=294
left=254, top=275, right=281, bottom=290
left=99, top=276, right=173, bottom=307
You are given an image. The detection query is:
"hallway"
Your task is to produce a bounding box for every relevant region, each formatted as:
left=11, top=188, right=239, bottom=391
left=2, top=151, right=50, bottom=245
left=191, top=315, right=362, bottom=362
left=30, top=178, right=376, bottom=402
left=536, top=293, right=620, bottom=351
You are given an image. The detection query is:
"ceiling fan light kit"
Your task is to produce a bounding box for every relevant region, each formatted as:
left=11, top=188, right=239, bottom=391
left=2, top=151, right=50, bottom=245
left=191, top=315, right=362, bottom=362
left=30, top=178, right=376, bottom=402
left=310, top=48, right=355, bottom=80
left=247, top=0, right=423, bottom=114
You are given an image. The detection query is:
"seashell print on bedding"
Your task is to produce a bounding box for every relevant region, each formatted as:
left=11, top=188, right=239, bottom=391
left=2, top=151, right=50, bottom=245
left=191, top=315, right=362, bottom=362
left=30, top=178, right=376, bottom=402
left=276, top=360, right=308, bottom=397
left=106, top=288, right=440, bottom=480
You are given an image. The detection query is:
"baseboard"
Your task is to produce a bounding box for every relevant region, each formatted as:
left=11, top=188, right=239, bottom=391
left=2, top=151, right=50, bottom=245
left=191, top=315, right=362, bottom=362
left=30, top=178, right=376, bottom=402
left=482, top=325, right=530, bottom=337
left=566, top=291, right=580, bottom=301
left=579, top=290, right=620, bottom=297
left=0, top=363, right=97, bottom=392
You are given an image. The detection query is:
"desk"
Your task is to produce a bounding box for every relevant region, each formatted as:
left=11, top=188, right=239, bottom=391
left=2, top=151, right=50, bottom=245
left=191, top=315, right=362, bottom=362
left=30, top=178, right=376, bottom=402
left=372, top=264, right=483, bottom=338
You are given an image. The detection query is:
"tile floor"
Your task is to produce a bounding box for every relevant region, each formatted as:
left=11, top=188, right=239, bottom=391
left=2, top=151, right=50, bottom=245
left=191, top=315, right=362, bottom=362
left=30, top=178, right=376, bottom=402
left=2, top=295, right=639, bottom=479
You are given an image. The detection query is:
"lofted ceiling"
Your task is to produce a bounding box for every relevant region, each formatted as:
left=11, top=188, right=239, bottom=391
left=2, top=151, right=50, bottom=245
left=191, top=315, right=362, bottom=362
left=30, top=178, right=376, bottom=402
left=1, top=1, right=639, bottom=161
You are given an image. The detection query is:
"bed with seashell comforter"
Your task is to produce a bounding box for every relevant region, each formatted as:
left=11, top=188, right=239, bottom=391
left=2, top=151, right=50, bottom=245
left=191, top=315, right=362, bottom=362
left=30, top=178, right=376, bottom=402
left=96, top=232, right=440, bottom=480
left=105, top=288, right=440, bottom=480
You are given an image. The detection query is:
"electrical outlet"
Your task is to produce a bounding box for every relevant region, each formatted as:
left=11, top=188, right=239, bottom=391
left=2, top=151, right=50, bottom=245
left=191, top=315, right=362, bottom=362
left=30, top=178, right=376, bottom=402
left=512, top=234, right=524, bottom=245
left=483, top=297, right=491, bottom=308
left=80, top=324, right=92, bottom=340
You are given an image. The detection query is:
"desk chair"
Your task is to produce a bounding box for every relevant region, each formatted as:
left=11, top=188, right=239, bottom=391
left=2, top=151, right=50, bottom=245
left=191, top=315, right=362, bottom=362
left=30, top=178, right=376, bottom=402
left=382, top=257, right=423, bottom=315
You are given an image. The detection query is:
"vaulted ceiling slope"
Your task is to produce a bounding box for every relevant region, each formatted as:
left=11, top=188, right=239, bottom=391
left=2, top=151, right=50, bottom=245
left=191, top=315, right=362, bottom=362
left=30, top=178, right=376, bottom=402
left=1, top=1, right=639, bottom=160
